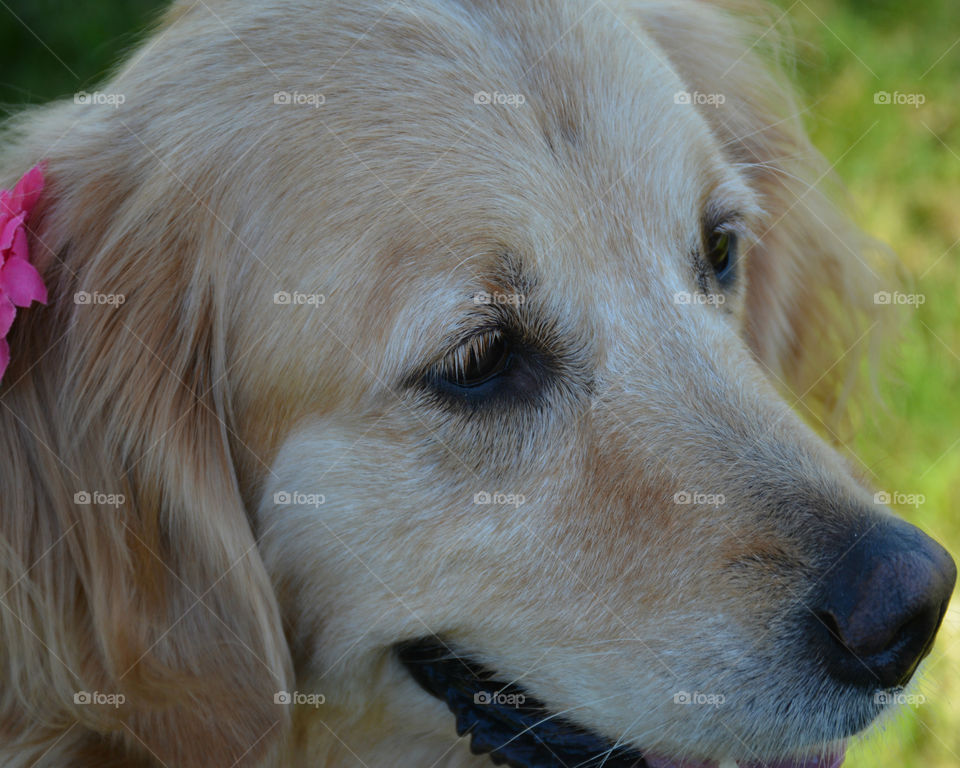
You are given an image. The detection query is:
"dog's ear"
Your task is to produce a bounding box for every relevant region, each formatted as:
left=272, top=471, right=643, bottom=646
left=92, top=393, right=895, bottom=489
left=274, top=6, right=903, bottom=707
left=0, top=108, right=291, bottom=766
left=634, top=0, right=893, bottom=429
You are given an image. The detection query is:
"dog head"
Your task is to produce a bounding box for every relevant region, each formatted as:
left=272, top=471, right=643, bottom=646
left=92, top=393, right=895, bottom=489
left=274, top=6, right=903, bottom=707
left=0, top=1, right=953, bottom=766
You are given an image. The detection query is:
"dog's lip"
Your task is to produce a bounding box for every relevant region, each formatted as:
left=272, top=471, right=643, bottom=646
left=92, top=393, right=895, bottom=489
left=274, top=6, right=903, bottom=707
left=396, top=639, right=846, bottom=768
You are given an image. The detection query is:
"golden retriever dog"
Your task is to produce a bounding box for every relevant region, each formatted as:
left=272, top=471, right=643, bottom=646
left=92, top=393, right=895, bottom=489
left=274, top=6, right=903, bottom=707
left=0, top=0, right=955, bottom=766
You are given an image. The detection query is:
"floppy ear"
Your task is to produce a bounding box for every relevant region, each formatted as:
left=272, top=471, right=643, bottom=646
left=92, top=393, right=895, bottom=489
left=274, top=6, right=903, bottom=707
left=633, top=0, right=893, bottom=429
left=0, top=106, right=291, bottom=765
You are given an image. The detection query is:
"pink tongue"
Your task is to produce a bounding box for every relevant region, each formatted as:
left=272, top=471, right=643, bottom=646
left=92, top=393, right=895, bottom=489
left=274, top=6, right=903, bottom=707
left=644, top=745, right=845, bottom=768
left=643, top=758, right=714, bottom=768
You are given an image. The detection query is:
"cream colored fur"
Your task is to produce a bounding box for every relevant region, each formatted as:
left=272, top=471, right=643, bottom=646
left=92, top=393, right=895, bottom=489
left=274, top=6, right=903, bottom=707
left=0, top=0, right=897, bottom=766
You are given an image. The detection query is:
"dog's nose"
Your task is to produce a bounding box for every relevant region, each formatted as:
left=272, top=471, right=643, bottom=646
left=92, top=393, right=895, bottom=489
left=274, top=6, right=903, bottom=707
left=812, top=517, right=956, bottom=690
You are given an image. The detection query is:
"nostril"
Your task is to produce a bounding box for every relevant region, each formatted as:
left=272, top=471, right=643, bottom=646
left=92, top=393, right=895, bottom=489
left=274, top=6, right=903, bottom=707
left=816, top=582, right=947, bottom=689
left=898, top=592, right=952, bottom=669
left=893, top=613, right=931, bottom=656
left=885, top=610, right=940, bottom=684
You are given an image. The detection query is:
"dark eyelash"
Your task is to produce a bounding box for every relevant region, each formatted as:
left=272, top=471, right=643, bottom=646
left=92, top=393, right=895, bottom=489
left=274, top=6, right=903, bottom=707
left=441, top=329, right=509, bottom=386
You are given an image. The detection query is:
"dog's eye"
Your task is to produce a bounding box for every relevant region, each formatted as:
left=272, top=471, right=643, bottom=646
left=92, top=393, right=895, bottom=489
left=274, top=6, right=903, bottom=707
left=706, top=229, right=737, bottom=283
left=443, top=330, right=512, bottom=388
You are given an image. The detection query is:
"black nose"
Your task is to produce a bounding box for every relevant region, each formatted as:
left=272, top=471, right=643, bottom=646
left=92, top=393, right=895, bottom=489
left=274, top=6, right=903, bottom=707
left=812, top=517, right=956, bottom=690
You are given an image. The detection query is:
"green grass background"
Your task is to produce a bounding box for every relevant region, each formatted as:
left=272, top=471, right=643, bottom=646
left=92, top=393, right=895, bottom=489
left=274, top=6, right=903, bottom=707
left=768, top=2, right=960, bottom=767
left=1, top=1, right=957, bottom=766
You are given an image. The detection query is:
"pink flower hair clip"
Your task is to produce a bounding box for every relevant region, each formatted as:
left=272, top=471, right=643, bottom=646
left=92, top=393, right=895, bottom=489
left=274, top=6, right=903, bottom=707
left=0, top=163, right=49, bottom=382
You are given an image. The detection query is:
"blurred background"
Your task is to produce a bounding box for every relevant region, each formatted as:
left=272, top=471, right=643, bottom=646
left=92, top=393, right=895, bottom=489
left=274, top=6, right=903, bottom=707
left=1, top=1, right=957, bottom=766
left=765, top=2, right=960, bottom=766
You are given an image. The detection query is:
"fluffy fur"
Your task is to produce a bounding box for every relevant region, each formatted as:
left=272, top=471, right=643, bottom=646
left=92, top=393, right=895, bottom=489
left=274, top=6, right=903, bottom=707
left=0, top=0, right=904, bottom=766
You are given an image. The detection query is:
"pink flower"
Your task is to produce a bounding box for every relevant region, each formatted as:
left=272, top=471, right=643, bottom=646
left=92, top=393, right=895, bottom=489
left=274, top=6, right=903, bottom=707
left=0, top=163, right=48, bottom=381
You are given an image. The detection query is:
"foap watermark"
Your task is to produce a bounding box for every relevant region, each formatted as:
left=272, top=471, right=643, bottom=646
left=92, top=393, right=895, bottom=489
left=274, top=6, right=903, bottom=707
left=474, top=491, right=525, bottom=508
left=874, top=290, right=925, bottom=307
left=874, top=491, right=925, bottom=509
left=473, top=90, right=526, bottom=107
left=74, top=290, right=125, bottom=307
left=875, top=688, right=926, bottom=707
left=673, top=491, right=725, bottom=507
left=274, top=490, right=326, bottom=508
left=74, top=90, right=126, bottom=109
left=473, top=290, right=525, bottom=306
left=274, top=290, right=326, bottom=306
left=673, top=90, right=725, bottom=108
left=874, top=91, right=925, bottom=108
left=273, top=90, right=325, bottom=108
left=74, top=691, right=125, bottom=708
left=673, top=690, right=725, bottom=708
left=274, top=690, right=326, bottom=707
left=74, top=490, right=126, bottom=508
left=674, top=290, right=725, bottom=306
left=474, top=690, right=526, bottom=707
